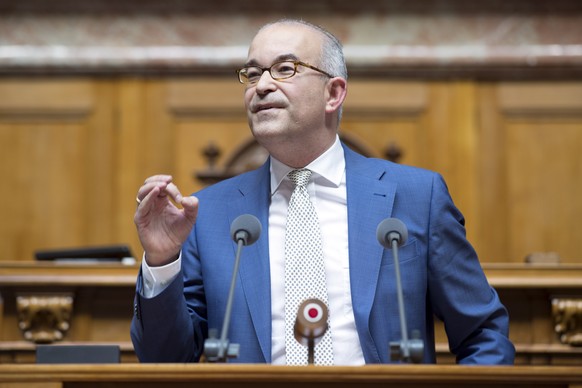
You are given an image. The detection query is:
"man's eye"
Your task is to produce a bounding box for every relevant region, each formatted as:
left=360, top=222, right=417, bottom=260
left=245, top=68, right=262, bottom=79
left=274, top=63, right=295, bottom=75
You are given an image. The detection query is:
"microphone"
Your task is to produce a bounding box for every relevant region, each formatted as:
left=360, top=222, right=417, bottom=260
left=294, top=299, right=329, bottom=364
left=376, top=218, right=424, bottom=363
left=230, top=214, right=262, bottom=246
left=376, top=218, right=408, bottom=248
left=204, top=214, right=262, bottom=362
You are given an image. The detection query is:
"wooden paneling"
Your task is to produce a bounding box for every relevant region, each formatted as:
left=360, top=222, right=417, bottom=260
left=0, top=77, right=580, bottom=264
left=0, top=79, right=118, bottom=261
left=477, top=82, right=582, bottom=262
left=341, top=81, right=429, bottom=166
left=166, top=78, right=250, bottom=195
left=2, top=262, right=582, bottom=365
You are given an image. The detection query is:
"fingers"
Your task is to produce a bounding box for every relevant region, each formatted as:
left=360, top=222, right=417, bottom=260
left=165, top=182, right=183, bottom=203
left=137, top=175, right=171, bottom=202
left=136, top=175, right=184, bottom=205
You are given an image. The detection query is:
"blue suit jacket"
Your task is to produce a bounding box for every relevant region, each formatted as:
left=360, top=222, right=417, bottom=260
left=131, top=144, right=515, bottom=364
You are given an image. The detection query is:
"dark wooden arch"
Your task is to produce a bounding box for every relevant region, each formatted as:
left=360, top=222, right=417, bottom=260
left=194, top=132, right=379, bottom=185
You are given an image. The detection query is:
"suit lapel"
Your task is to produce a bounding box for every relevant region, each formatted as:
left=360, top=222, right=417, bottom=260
left=344, top=146, right=396, bottom=363
left=227, top=160, right=272, bottom=363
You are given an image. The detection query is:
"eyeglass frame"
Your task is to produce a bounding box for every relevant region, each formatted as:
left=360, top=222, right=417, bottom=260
left=236, top=60, right=334, bottom=85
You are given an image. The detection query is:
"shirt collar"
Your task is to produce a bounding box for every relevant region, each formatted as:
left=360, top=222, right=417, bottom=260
left=270, top=135, right=345, bottom=195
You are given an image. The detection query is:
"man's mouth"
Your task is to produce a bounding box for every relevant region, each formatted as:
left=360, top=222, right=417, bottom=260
left=252, top=102, right=283, bottom=113
left=256, top=106, right=274, bottom=113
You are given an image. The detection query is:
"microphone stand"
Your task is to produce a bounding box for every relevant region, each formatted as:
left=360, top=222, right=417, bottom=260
left=204, top=214, right=261, bottom=362
left=204, top=237, right=244, bottom=362
left=307, top=338, right=315, bottom=365
left=388, top=230, right=424, bottom=363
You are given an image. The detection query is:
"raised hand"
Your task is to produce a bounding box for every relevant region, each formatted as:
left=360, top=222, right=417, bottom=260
left=134, top=175, right=199, bottom=266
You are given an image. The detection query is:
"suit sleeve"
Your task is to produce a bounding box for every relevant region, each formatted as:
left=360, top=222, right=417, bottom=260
left=426, top=174, right=515, bottom=364
left=130, top=228, right=207, bottom=362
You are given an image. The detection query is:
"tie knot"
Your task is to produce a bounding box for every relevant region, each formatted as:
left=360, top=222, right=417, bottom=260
left=288, top=169, right=312, bottom=188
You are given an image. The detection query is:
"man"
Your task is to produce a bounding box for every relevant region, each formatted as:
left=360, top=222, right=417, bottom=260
left=131, top=19, right=515, bottom=365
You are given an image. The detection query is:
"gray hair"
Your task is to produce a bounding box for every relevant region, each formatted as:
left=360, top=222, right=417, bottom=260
left=257, top=19, right=348, bottom=80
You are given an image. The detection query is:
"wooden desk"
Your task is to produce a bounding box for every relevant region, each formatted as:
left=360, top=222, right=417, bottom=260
left=0, top=262, right=139, bottom=363
left=1, top=262, right=582, bottom=365
left=1, top=364, right=582, bottom=388
left=483, top=264, right=582, bottom=365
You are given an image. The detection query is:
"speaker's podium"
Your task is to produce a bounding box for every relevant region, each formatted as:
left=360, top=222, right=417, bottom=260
left=0, top=364, right=581, bottom=388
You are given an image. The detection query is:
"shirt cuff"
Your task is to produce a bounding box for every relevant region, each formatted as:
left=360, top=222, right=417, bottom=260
left=141, top=252, right=182, bottom=298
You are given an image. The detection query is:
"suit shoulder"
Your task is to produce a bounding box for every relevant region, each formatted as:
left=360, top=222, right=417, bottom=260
left=346, top=144, right=433, bottom=173
left=386, top=160, right=440, bottom=182
left=191, top=165, right=265, bottom=200
left=356, top=152, right=441, bottom=183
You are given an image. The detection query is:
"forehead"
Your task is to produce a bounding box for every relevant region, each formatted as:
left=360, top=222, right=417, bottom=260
left=246, top=23, right=323, bottom=65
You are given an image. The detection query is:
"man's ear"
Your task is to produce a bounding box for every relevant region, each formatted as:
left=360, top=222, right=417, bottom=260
left=325, top=77, right=347, bottom=114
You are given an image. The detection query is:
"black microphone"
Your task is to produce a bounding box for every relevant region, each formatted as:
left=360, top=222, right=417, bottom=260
left=376, top=218, right=424, bottom=363
left=204, top=214, right=262, bottom=362
left=294, top=299, right=329, bottom=364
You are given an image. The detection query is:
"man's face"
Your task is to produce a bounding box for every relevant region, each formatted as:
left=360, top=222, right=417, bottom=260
left=243, top=23, right=330, bottom=149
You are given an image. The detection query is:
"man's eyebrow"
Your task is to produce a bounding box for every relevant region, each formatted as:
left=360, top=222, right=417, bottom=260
left=243, top=54, right=299, bottom=68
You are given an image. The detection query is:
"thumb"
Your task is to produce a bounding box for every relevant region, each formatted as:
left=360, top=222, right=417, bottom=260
left=181, top=195, right=199, bottom=224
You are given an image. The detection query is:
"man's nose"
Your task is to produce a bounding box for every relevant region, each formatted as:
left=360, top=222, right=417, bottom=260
left=254, top=70, right=277, bottom=93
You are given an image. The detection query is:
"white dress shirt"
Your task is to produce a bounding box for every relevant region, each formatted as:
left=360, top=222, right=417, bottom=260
left=142, top=135, right=365, bottom=365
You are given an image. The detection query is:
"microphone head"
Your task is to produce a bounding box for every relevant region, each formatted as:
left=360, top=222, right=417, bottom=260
left=376, top=218, right=408, bottom=248
left=230, top=214, right=262, bottom=246
left=294, top=299, right=329, bottom=346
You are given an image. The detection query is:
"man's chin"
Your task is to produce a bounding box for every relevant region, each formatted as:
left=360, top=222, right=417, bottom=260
left=251, top=126, right=291, bottom=146
left=250, top=123, right=284, bottom=138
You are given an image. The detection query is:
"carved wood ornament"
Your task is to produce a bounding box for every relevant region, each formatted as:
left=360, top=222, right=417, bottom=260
left=195, top=133, right=382, bottom=185
left=16, top=293, right=74, bottom=344
left=552, top=298, right=582, bottom=346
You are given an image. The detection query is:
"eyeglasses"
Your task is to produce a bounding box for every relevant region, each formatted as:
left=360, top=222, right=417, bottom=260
left=236, top=60, right=334, bottom=85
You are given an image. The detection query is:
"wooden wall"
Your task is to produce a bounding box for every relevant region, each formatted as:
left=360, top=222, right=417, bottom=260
left=0, top=78, right=580, bottom=263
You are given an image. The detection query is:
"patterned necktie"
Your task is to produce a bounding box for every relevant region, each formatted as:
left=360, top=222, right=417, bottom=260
left=284, top=168, right=334, bottom=365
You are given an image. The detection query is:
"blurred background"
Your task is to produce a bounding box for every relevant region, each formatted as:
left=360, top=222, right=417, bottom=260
left=0, top=0, right=581, bottom=365
left=1, top=0, right=581, bottom=264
